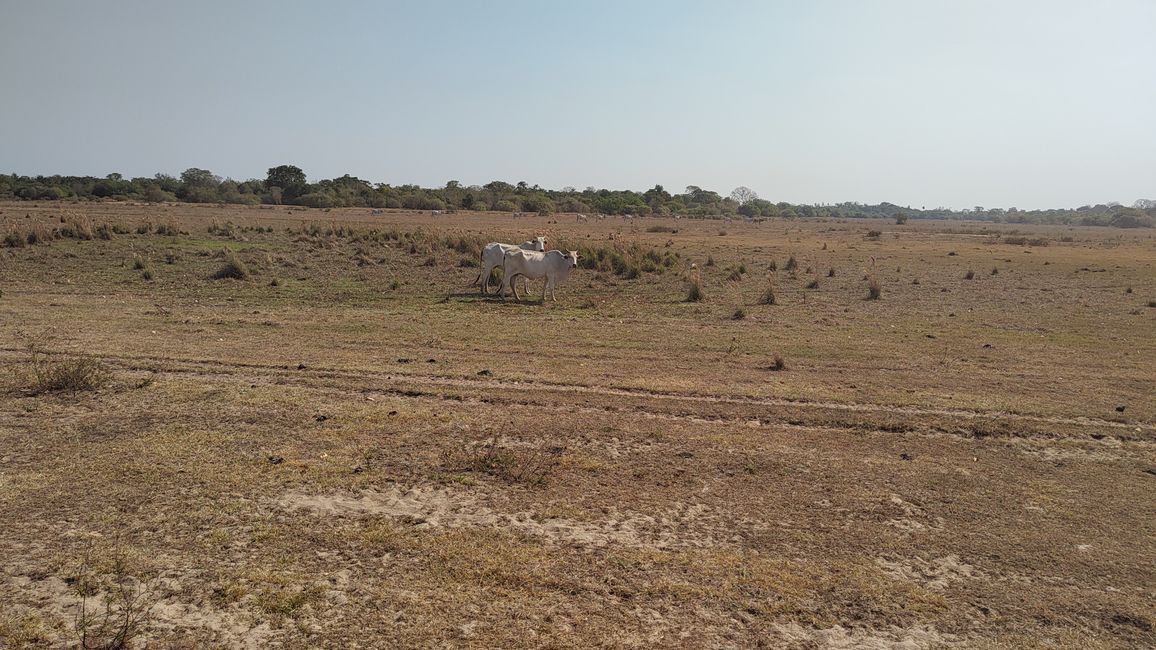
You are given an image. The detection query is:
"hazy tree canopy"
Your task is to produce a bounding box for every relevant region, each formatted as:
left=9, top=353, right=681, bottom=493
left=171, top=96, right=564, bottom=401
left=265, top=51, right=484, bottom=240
left=730, top=186, right=758, bottom=205
left=0, top=169, right=1151, bottom=228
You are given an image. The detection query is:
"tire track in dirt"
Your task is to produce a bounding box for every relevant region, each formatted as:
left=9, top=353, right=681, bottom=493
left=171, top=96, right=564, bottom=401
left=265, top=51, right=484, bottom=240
left=3, top=347, right=1149, bottom=441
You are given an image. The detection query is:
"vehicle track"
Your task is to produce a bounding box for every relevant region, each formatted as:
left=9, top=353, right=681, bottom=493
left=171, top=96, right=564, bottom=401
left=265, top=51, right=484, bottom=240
left=3, top=347, right=1149, bottom=441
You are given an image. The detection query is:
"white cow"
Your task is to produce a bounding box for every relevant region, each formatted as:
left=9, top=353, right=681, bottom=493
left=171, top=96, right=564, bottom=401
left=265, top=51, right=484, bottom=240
left=500, top=249, right=580, bottom=302
left=476, top=236, right=546, bottom=294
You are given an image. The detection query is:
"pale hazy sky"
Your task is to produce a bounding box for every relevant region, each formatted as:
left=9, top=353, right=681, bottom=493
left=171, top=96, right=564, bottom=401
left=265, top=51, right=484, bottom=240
left=1, top=1, right=1153, bottom=209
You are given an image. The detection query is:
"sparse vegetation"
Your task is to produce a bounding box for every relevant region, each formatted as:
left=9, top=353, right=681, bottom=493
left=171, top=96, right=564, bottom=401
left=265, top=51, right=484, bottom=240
left=965, top=269, right=975, bottom=280
left=866, top=274, right=882, bottom=299
left=758, top=275, right=777, bottom=305
left=731, top=307, right=746, bottom=320
left=769, top=354, right=787, bottom=371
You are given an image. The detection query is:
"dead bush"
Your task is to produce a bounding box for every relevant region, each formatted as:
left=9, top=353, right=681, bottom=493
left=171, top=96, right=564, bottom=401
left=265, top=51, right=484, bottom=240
left=441, top=437, right=561, bottom=486
left=29, top=353, right=110, bottom=395
left=866, top=275, right=882, bottom=300
left=685, top=270, right=705, bottom=302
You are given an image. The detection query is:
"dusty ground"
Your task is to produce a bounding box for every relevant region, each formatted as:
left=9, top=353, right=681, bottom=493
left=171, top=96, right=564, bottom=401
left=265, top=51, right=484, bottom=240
left=1, top=201, right=1153, bottom=648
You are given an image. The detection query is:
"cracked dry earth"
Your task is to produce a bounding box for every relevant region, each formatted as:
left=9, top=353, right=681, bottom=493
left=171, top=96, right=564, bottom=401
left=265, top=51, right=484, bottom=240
left=1, top=205, right=1154, bottom=648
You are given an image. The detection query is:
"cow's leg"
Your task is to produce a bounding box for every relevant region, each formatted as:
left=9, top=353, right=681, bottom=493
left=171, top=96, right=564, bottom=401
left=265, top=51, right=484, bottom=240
left=478, top=262, right=492, bottom=294
left=542, top=277, right=550, bottom=303
left=511, top=274, right=522, bottom=301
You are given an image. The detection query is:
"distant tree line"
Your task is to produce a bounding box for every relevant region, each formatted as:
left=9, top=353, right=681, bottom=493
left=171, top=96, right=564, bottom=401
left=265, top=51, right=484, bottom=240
left=1, top=167, right=1151, bottom=228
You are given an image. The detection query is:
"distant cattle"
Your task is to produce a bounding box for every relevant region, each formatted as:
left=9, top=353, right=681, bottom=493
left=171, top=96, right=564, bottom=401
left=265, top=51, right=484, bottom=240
left=500, top=249, right=580, bottom=302
left=475, top=237, right=547, bottom=295
left=576, top=213, right=588, bottom=223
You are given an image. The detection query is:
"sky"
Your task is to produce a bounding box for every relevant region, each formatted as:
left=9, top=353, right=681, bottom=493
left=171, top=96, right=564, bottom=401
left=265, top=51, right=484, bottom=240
left=1, top=0, right=1153, bottom=210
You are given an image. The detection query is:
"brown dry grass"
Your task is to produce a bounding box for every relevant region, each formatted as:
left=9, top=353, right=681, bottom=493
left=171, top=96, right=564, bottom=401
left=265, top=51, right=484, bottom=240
left=0, top=201, right=1154, bottom=648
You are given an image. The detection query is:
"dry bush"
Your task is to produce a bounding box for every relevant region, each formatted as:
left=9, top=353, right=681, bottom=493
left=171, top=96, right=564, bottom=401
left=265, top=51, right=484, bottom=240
left=211, top=252, right=249, bottom=280
left=731, top=307, right=746, bottom=320
left=29, top=354, right=110, bottom=395
left=991, top=267, right=999, bottom=275
left=95, top=223, right=114, bottom=240
left=769, top=354, right=787, bottom=371
left=705, top=255, right=715, bottom=267
left=727, top=268, right=743, bottom=282
left=806, top=278, right=820, bottom=289
left=71, top=543, right=155, bottom=650
left=964, top=269, right=975, bottom=280
left=866, top=275, right=882, bottom=300
left=3, top=231, right=26, bottom=248
left=784, top=255, right=798, bottom=271
left=1004, top=236, right=1048, bottom=247
left=866, top=230, right=882, bottom=239
left=131, top=255, right=146, bottom=270
left=440, top=438, right=561, bottom=486
left=646, top=225, right=678, bottom=233
left=26, top=224, right=53, bottom=245
left=827, top=268, right=836, bottom=277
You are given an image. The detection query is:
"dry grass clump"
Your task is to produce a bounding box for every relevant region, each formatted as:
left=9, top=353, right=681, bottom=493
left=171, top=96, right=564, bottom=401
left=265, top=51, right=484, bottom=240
left=806, top=278, right=820, bottom=289
left=685, top=270, right=705, bottom=302
left=731, top=307, right=746, bottom=320
left=768, top=354, right=787, bottom=371
left=827, top=268, right=836, bottom=277
left=758, top=275, right=777, bottom=305
left=211, top=251, right=250, bottom=280
left=784, top=255, right=798, bottom=271
left=29, top=355, right=110, bottom=395
left=575, top=242, right=677, bottom=278
left=3, top=231, right=26, bottom=248
left=964, top=269, right=975, bottom=280
left=440, top=438, right=561, bottom=486
left=866, top=275, right=882, bottom=300
left=647, top=225, right=678, bottom=233
left=131, top=255, right=147, bottom=270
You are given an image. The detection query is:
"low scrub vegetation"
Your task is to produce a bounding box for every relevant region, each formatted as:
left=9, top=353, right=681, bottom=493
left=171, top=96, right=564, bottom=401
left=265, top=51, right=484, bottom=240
left=440, top=437, right=561, bottom=486
left=28, top=354, right=110, bottom=395
left=211, top=252, right=250, bottom=280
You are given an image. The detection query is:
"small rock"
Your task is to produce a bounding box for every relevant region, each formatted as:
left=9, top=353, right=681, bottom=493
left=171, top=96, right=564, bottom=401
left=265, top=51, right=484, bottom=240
left=267, top=456, right=284, bottom=465
left=676, top=451, right=694, bottom=459
left=982, top=343, right=992, bottom=348
left=297, top=363, right=307, bottom=370
left=900, top=453, right=913, bottom=461
left=426, top=358, right=437, bottom=363
left=477, top=369, right=492, bottom=376
left=397, top=358, right=412, bottom=364
left=388, top=410, right=398, bottom=416
left=315, top=414, right=329, bottom=422
left=1115, top=405, right=1126, bottom=413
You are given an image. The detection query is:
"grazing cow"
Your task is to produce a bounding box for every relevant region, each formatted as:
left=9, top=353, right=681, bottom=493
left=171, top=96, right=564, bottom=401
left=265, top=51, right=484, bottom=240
left=475, top=236, right=547, bottom=294
left=576, top=213, right=588, bottom=223
left=500, top=249, right=580, bottom=302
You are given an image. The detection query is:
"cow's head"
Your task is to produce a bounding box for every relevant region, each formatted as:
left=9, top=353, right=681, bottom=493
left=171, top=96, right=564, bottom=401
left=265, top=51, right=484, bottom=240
left=565, top=250, right=579, bottom=269
left=534, top=236, right=547, bottom=251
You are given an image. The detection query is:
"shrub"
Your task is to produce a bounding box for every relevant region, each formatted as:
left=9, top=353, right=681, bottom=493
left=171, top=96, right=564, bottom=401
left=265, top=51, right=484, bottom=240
left=895, top=214, right=908, bottom=225
left=769, top=354, right=787, bottom=371
left=211, top=252, right=249, bottom=280
left=705, top=255, right=715, bottom=267
left=440, top=437, right=560, bottom=486
left=731, top=307, right=746, bottom=320
left=95, top=223, right=113, bottom=240
left=4, top=231, right=27, bottom=248
left=784, top=255, right=797, bottom=271
left=647, top=225, right=678, bottom=233
left=991, top=267, right=999, bottom=275
left=866, top=230, right=882, bottom=239
left=421, top=256, right=437, bottom=267
left=29, top=355, right=110, bottom=395
left=768, top=260, right=777, bottom=272
left=141, top=268, right=154, bottom=281
left=727, top=268, right=743, bottom=282
left=136, top=222, right=153, bottom=235
left=827, top=268, right=836, bottom=277
left=155, top=222, right=179, bottom=236
left=806, top=279, right=820, bottom=289
left=866, top=275, right=882, bottom=300
left=493, top=200, right=517, bottom=212
left=964, top=270, right=975, bottom=280
left=131, top=255, right=146, bottom=270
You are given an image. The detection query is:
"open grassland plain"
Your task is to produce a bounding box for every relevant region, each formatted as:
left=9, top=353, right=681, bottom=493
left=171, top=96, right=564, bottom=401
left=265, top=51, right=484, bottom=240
left=1, top=201, right=1154, bottom=648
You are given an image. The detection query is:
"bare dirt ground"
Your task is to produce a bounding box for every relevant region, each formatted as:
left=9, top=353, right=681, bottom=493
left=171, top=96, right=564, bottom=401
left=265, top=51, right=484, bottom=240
left=1, top=201, right=1154, bottom=648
